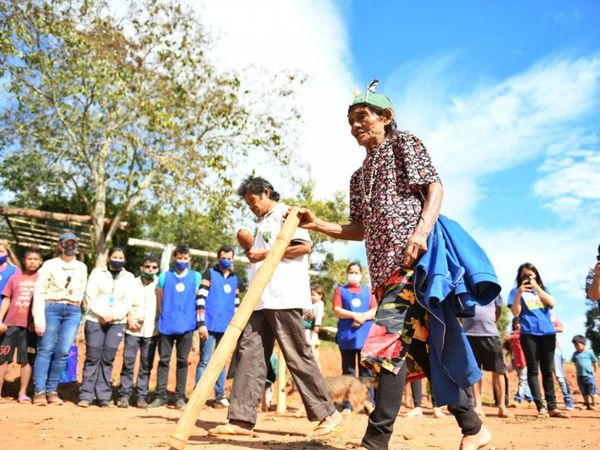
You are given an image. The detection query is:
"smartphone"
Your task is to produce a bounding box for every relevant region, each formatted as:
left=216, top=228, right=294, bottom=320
left=596, top=244, right=600, bottom=261
left=520, top=276, right=532, bottom=287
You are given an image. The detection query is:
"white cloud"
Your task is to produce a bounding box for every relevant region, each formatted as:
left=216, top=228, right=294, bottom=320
left=386, top=53, right=600, bottom=224
left=194, top=0, right=361, bottom=198
left=534, top=150, right=600, bottom=218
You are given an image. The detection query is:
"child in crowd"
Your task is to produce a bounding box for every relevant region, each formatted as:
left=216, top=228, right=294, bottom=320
left=0, top=246, right=43, bottom=403
left=571, top=335, right=598, bottom=410
left=304, top=284, right=325, bottom=366
left=504, top=318, right=532, bottom=404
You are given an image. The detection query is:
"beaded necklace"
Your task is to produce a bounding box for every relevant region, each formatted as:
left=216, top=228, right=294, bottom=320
left=361, top=139, right=390, bottom=219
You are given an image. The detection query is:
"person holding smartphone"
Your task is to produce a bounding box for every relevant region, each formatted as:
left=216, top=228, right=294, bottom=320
left=585, top=246, right=600, bottom=301
left=508, top=262, right=568, bottom=418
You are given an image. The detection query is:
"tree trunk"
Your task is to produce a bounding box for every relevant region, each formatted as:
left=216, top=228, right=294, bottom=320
left=93, top=156, right=108, bottom=268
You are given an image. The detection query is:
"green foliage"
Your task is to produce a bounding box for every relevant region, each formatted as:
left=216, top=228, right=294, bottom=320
left=496, top=305, right=512, bottom=337
left=584, top=300, right=600, bottom=355
left=283, top=179, right=349, bottom=254
left=0, top=0, right=303, bottom=264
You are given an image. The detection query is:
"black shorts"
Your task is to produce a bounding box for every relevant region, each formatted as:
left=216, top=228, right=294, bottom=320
left=466, top=335, right=506, bottom=373
left=0, top=326, right=37, bottom=364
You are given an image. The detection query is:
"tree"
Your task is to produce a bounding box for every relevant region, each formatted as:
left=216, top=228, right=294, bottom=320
left=283, top=179, right=349, bottom=254
left=0, top=0, right=303, bottom=266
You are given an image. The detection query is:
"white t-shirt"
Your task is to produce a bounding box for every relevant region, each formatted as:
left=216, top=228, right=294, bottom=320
left=249, top=203, right=312, bottom=311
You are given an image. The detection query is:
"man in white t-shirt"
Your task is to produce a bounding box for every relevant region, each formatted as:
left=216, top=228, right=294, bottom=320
left=208, top=176, right=341, bottom=437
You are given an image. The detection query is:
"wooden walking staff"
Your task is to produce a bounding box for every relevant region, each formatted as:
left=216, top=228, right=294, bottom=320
left=276, top=345, right=288, bottom=414
left=167, top=207, right=301, bottom=450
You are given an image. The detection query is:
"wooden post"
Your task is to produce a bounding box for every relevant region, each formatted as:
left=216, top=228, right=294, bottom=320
left=276, top=347, right=287, bottom=414
left=167, top=207, right=301, bottom=450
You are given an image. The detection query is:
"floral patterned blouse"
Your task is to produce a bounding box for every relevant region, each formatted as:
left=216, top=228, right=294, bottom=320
left=349, top=130, right=441, bottom=294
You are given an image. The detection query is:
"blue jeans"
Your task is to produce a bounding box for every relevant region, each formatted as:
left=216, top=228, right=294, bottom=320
left=34, top=303, right=81, bottom=394
left=553, top=347, right=573, bottom=406
left=514, top=366, right=533, bottom=402
left=195, top=331, right=225, bottom=399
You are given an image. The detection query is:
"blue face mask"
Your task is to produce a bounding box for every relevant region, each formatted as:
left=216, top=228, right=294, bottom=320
left=174, top=261, right=189, bottom=271
left=109, top=260, right=125, bottom=271
left=0, top=254, right=8, bottom=264
left=219, top=258, right=232, bottom=269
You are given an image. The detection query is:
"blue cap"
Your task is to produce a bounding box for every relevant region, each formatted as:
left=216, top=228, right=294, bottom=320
left=59, top=232, right=78, bottom=243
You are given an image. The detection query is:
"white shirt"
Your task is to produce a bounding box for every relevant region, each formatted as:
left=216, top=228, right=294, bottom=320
left=126, top=277, right=158, bottom=338
left=33, top=256, right=88, bottom=329
left=84, top=267, right=135, bottom=324
left=249, top=203, right=312, bottom=311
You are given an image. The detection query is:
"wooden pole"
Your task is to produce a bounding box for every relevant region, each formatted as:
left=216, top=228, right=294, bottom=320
left=167, top=207, right=301, bottom=450
left=275, top=346, right=287, bottom=414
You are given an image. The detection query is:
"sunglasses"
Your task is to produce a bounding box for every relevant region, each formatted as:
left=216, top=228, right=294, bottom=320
left=143, top=265, right=159, bottom=269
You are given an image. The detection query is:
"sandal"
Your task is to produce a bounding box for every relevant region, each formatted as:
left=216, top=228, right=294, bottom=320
left=537, top=408, right=549, bottom=418
left=18, top=396, right=32, bottom=404
left=548, top=409, right=569, bottom=418
left=207, top=423, right=254, bottom=436
left=313, top=410, right=342, bottom=436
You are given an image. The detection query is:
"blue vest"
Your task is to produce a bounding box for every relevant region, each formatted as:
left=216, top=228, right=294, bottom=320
left=159, top=269, right=199, bottom=335
left=0, top=264, right=17, bottom=293
left=205, top=267, right=238, bottom=333
left=336, top=285, right=373, bottom=350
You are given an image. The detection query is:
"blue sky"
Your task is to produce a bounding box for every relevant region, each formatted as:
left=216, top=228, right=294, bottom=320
left=195, top=0, right=600, bottom=350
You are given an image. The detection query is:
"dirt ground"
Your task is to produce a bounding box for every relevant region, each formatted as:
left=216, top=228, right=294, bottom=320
left=1, top=339, right=599, bottom=450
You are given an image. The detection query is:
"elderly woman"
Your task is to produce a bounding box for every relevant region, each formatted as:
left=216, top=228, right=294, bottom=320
left=298, top=84, right=490, bottom=450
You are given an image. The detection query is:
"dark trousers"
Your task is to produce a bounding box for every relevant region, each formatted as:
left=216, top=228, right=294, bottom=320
left=156, top=331, right=193, bottom=401
left=411, top=378, right=439, bottom=408
left=119, top=334, right=158, bottom=400
left=361, top=340, right=481, bottom=450
left=79, top=320, right=126, bottom=402
left=340, top=348, right=374, bottom=409
left=228, top=309, right=336, bottom=426
left=520, top=333, right=556, bottom=411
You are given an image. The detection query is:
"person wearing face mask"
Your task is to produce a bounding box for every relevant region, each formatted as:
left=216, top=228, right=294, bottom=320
left=333, top=262, right=377, bottom=414
left=32, top=232, right=88, bottom=406
left=78, top=247, right=134, bottom=407
left=194, top=245, right=240, bottom=408
left=150, top=244, right=201, bottom=410
left=117, top=255, right=160, bottom=408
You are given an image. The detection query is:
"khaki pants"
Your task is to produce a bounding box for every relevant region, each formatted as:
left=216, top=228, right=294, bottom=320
left=227, top=309, right=335, bottom=426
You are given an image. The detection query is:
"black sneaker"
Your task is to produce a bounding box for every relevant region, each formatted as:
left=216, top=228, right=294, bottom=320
left=137, top=398, right=149, bottom=409
left=174, top=398, right=187, bottom=410
left=98, top=400, right=115, bottom=408
left=148, top=398, right=167, bottom=408
left=117, top=396, right=129, bottom=408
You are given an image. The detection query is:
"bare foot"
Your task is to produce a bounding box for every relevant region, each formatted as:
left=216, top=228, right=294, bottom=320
left=497, top=406, right=512, bottom=418
left=459, top=425, right=491, bottom=450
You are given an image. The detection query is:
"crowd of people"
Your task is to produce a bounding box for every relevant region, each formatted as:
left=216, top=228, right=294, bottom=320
left=0, top=83, right=599, bottom=450
left=0, top=237, right=242, bottom=411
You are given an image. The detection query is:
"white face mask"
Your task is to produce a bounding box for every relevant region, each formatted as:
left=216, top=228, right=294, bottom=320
left=347, top=273, right=362, bottom=285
